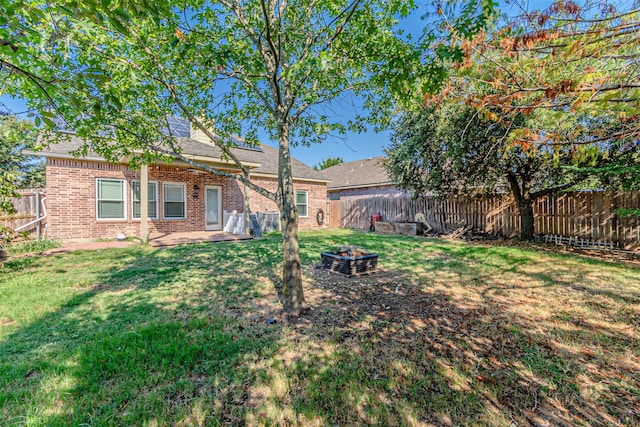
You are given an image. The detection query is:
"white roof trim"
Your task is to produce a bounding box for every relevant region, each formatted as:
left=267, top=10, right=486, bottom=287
left=250, top=172, right=330, bottom=184
left=328, top=181, right=394, bottom=191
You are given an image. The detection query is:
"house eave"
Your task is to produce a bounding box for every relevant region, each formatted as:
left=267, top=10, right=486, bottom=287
left=181, top=154, right=261, bottom=170
left=249, top=172, right=330, bottom=184
left=31, top=151, right=105, bottom=162
left=31, top=151, right=262, bottom=170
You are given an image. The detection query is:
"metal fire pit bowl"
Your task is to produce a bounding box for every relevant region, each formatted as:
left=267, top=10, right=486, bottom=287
left=320, top=246, right=379, bottom=277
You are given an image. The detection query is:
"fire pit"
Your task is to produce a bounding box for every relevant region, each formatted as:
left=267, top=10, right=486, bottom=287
left=321, top=246, right=379, bottom=276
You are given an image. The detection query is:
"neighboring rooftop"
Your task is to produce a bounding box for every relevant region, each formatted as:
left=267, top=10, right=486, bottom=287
left=321, top=156, right=392, bottom=190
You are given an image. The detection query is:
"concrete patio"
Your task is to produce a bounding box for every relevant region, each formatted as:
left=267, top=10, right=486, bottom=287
left=148, top=231, right=253, bottom=247
left=42, top=231, right=253, bottom=255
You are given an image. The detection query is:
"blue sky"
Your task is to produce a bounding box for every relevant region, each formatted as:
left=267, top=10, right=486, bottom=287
left=0, top=0, right=556, bottom=168
left=284, top=0, right=556, bottom=166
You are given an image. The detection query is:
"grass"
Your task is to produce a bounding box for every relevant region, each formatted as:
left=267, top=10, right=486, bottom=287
left=2, top=239, right=60, bottom=257
left=1, top=229, right=638, bottom=426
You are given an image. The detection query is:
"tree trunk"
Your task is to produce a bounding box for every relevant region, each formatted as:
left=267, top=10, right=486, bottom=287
left=280, top=208, right=305, bottom=314
left=277, top=122, right=305, bottom=316
left=506, top=172, right=536, bottom=241
left=518, top=199, right=535, bottom=241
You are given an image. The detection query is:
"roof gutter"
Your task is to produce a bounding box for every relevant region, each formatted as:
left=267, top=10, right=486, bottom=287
left=327, top=181, right=394, bottom=191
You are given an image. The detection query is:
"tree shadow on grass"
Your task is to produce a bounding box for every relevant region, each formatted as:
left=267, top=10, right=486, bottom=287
left=257, top=267, right=639, bottom=426
left=0, top=243, right=283, bottom=426
left=245, top=230, right=640, bottom=426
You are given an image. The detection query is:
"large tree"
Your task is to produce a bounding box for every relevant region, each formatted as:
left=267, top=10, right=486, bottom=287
left=0, top=0, right=427, bottom=315
left=1, top=0, right=497, bottom=314
left=386, top=102, right=593, bottom=239
left=447, top=0, right=639, bottom=183
left=454, top=1, right=639, bottom=137
left=387, top=0, right=639, bottom=240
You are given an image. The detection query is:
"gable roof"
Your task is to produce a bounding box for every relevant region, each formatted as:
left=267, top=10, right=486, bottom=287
left=321, top=156, right=392, bottom=190
left=35, top=133, right=327, bottom=182
left=249, top=144, right=327, bottom=180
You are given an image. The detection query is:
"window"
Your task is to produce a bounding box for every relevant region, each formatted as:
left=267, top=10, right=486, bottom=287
left=96, top=179, right=125, bottom=219
left=296, top=190, right=308, bottom=217
left=164, top=183, right=186, bottom=219
left=132, top=181, right=158, bottom=219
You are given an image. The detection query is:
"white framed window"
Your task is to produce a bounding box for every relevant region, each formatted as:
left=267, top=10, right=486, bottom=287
left=132, top=181, right=158, bottom=219
left=296, top=190, right=308, bottom=217
left=96, top=178, right=126, bottom=220
left=163, top=182, right=186, bottom=219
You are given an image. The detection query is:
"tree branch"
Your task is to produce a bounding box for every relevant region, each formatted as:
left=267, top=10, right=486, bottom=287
left=112, top=124, right=277, bottom=202
left=530, top=180, right=583, bottom=200
left=286, top=0, right=361, bottom=113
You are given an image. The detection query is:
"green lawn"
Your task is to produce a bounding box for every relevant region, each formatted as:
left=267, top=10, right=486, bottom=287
left=1, top=230, right=638, bottom=426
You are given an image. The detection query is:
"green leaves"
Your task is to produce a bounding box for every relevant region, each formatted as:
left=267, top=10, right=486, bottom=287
left=0, top=0, right=463, bottom=152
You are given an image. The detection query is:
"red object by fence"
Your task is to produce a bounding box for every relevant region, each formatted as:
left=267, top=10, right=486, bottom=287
left=370, top=213, right=382, bottom=231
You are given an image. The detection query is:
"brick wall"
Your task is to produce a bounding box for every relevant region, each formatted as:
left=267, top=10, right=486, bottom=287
left=45, top=159, right=327, bottom=240
left=46, top=159, right=244, bottom=240
left=247, top=176, right=327, bottom=229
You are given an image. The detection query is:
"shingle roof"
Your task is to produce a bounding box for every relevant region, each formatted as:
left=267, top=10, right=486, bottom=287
left=321, top=156, right=392, bottom=190
left=35, top=133, right=327, bottom=182
left=250, top=144, right=327, bottom=180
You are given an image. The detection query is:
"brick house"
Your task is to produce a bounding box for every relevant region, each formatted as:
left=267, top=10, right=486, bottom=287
left=321, top=156, right=408, bottom=200
left=36, top=129, right=328, bottom=241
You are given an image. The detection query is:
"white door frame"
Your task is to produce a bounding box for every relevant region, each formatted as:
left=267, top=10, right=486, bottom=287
left=204, top=185, right=222, bottom=231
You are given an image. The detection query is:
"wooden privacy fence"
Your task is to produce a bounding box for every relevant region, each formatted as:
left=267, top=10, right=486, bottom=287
left=0, top=190, right=46, bottom=237
left=333, top=191, right=640, bottom=249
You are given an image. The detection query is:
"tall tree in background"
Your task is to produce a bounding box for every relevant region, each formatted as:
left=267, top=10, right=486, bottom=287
left=443, top=0, right=639, bottom=181
left=0, top=115, right=43, bottom=215
left=388, top=0, right=639, bottom=239
left=386, top=103, right=591, bottom=239
left=314, top=156, right=344, bottom=171
left=467, top=3, right=636, bottom=124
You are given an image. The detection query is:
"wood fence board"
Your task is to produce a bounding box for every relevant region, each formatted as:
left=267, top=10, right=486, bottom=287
left=592, top=194, right=599, bottom=240
left=558, top=195, right=563, bottom=236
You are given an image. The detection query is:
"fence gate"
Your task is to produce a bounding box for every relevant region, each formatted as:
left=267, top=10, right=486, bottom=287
left=329, top=200, right=341, bottom=228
